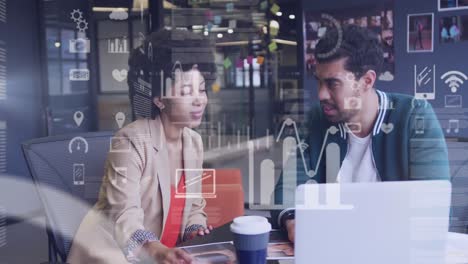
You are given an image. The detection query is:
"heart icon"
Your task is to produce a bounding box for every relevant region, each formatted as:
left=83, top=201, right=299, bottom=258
left=112, top=69, right=128, bottom=82
left=381, top=123, right=394, bottom=134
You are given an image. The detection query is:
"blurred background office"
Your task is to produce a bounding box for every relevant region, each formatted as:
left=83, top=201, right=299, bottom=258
left=1, top=0, right=468, bottom=263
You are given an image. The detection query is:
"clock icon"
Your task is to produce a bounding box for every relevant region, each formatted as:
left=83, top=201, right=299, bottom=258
left=68, top=136, right=89, bottom=154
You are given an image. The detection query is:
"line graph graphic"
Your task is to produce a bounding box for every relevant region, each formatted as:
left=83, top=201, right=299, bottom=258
left=276, top=118, right=340, bottom=178
left=249, top=118, right=352, bottom=210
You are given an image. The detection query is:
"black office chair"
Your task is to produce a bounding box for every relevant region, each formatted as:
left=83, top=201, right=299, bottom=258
left=22, top=132, right=114, bottom=263
left=447, top=139, right=468, bottom=234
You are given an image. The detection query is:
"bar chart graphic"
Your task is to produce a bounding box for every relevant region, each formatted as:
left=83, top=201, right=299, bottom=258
left=249, top=118, right=309, bottom=210
left=108, top=37, right=129, bottom=54
left=249, top=118, right=353, bottom=210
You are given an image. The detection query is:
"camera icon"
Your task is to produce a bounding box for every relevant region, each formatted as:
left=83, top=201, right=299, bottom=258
left=344, top=96, right=362, bottom=110
left=69, top=38, right=90, bottom=53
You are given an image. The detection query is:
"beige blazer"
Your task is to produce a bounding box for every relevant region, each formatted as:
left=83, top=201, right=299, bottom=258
left=67, top=117, right=207, bottom=264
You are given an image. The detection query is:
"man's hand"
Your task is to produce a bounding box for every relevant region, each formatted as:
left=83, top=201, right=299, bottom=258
left=285, top=219, right=295, bottom=243
left=143, top=241, right=192, bottom=264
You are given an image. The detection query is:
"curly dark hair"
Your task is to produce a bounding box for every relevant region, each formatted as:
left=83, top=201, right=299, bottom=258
left=128, top=29, right=217, bottom=119
left=314, top=24, right=383, bottom=79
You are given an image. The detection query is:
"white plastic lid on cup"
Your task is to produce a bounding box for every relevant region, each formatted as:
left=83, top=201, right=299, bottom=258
left=230, top=216, right=272, bottom=235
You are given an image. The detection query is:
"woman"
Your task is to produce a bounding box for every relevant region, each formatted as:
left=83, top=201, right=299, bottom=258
left=67, top=29, right=217, bottom=264
left=449, top=17, right=460, bottom=42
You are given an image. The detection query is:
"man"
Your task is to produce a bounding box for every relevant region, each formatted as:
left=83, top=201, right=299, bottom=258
left=414, top=20, right=424, bottom=49
left=272, top=25, right=450, bottom=242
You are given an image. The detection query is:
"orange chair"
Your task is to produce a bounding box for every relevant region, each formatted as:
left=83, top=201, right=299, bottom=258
left=202, top=169, right=244, bottom=228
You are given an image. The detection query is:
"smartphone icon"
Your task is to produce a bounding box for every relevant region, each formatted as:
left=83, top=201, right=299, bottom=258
left=414, top=65, right=435, bottom=100
left=73, top=164, right=85, bottom=185
left=415, top=116, right=425, bottom=134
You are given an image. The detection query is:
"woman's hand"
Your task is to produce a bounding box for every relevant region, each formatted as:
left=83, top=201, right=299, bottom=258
left=187, top=225, right=213, bottom=240
left=143, top=241, right=192, bottom=264
left=196, top=225, right=214, bottom=236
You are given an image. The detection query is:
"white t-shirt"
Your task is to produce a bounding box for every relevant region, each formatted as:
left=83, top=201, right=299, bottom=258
left=336, top=132, right=380, bottom=183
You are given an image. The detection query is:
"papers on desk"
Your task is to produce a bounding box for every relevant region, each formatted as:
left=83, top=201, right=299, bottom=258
left=446, top=232, right=468, bottom=264
left=179, top=239, right=295, bottom=262
left=180, top=242, right=237, bottom=263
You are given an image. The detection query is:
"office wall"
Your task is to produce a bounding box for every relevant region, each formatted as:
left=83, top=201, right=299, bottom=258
left=0, top=0, right=44, bottom=203
left=1, top=0, right=44, bottom=176
left=301, top=0, right=468, bottom=138
left=0, top=0, right=48, bottom=262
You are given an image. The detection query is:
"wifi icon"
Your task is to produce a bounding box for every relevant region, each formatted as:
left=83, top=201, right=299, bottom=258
left=441, top=71, right=468, bottom=93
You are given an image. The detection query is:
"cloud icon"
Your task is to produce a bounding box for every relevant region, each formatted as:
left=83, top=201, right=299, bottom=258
left=379, top=71, right=394, bottom=82
left=109, top=9, right=128, bottom=20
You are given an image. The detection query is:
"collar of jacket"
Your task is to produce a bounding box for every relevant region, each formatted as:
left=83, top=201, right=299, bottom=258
left=323, top=89, right=390, bottom=181
left=146, top=116, right=202, bottom=235
left=149, top=116, right=165, bottom=151
left=148, top=116, right=194, bottom=152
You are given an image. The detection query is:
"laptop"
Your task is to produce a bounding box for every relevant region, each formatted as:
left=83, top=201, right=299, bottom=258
left=294, top=181, right=451, bottom=264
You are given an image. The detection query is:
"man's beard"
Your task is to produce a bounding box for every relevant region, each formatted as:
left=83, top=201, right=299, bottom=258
left=324, top=108, right=358, bottom=124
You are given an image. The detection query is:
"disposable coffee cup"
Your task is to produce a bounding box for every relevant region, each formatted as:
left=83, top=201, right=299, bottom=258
left=230, top=216, right=272, bottom=264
